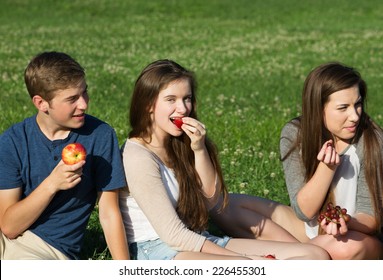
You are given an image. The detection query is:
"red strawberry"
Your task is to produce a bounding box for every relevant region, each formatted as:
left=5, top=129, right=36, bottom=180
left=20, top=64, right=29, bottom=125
left=264, top=254, right=276, bottom=259
left=171, top=118, right=183, bottom=129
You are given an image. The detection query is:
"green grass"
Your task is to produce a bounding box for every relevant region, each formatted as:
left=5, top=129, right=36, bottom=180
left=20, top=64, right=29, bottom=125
left=1, top=0, right=383, bottom=259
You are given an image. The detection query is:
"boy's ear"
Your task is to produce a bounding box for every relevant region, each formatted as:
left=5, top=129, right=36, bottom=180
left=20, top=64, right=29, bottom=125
left=32, top=95, right=49, bottom=112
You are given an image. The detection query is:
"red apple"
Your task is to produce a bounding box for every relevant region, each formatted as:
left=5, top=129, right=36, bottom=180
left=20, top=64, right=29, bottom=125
left=61, top=143, right=87, bottom=165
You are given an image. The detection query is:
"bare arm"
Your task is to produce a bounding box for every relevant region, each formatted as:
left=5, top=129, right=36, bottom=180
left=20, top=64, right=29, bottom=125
left=124, top=141, right=206, bottom=251
left=280, top=122, right=339, bottom=220
left=0, top=160, right=85, bottom=238
left=296, top=141, right=340, bottom=219
left=182, top=117, right=219, bottom=203
left=349, top=213, right=378, bottom=234
left=296, top=164, right=336, bottom=219
left=98, top=190, right=129, bottom=259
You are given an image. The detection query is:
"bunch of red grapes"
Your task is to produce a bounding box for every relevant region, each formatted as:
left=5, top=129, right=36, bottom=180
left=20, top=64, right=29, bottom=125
left=317, top=202, right=350, bottom=226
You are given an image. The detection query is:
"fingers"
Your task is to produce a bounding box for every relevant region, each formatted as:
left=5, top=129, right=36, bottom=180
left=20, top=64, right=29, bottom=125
left=330, top=219, right=339, bottom=235
left=51, top=159, right=85, bottom=191
left=65, top=161, right=84, bottom=181
left=193, top=127, right=206, bottom=137
left=320, top=217, right=347, bottom=237
left=317, top=141, right=329, bottom=161
left=182, top=117, right=207, bottom=138
left=322, top=220, right=337, bottom=235
left=181, top=118, right=207, bottom=151
left=338, top=217, right=348, bottom=235
left=317, top=140, right=340, bottom=166
left=320, top=218, right=330, bottom=233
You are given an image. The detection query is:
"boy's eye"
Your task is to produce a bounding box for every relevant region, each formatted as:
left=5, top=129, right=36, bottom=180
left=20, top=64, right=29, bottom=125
left=66, top=95, right=80, bottom=103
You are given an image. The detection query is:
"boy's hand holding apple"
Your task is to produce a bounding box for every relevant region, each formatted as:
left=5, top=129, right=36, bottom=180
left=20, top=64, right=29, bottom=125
left=44, top=143, right=87, bottom=193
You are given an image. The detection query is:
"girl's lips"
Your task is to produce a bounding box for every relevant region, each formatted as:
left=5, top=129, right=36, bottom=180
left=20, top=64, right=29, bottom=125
left=345, top=125, right=357, bottom=132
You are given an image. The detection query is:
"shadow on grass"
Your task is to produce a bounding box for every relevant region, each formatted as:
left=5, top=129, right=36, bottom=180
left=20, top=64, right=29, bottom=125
left=80, top=227, right=111, bottom=260
left=80, top=209, right=225, bottom=260
left=80, top=207, right=111, bottom=260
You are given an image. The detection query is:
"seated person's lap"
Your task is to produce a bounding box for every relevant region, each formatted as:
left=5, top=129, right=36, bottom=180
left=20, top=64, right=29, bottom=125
left=130, top=232, right=231, bottom=260
left=0, top=230, right=69, bottom=260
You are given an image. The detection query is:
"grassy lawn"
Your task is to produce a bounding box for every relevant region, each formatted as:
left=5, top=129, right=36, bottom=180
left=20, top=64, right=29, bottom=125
left=1, top=0, right=383, bottom=259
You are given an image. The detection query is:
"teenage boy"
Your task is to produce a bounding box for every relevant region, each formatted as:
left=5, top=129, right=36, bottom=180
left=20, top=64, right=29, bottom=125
left=0, top=51, right=129, bottom=260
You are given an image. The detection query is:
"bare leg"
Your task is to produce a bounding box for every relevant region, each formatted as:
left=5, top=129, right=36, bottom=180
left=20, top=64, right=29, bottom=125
left=174, top=251, right=250, bottom=260
left=210, top=193, right=303, bottom=242
left=225, top=238, right=330, bottom=260
left=174, top=241, right=330, bottom=260
left=210, top=193, right=382, bottom=259
left=309, top=231, right=382, bottom=259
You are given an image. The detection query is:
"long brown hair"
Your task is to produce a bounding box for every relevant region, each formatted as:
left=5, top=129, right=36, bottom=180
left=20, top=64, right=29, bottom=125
left=284, top=62, right=382, bottom=232
left=129, top=59, right=228, bottom=231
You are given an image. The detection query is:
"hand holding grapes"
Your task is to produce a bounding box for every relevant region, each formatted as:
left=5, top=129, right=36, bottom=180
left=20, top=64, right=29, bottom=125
left=318, top=202, right=351, bottom=236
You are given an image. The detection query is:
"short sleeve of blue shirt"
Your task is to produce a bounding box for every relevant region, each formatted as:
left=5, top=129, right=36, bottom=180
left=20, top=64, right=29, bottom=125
left=0, top=114, right=127, bottom=259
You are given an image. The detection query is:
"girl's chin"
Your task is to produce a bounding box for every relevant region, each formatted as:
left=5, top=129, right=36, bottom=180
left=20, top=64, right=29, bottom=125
left=337, top=135, right=355, bottom=143
left=170, top=130, right=183, bottom=137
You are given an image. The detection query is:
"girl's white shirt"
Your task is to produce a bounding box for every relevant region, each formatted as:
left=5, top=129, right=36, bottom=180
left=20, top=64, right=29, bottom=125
left=119, top=140, right=179, bottom=243
left=305, top=145, right=358, bottom=238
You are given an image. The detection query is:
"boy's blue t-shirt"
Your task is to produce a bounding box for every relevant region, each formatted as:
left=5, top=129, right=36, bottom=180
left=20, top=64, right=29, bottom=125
left=0, top=114, right=127, bottom=259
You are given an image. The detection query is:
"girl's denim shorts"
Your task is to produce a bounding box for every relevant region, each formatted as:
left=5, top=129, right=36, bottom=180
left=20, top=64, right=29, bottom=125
left=129, top=232, right=231, bottom=260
